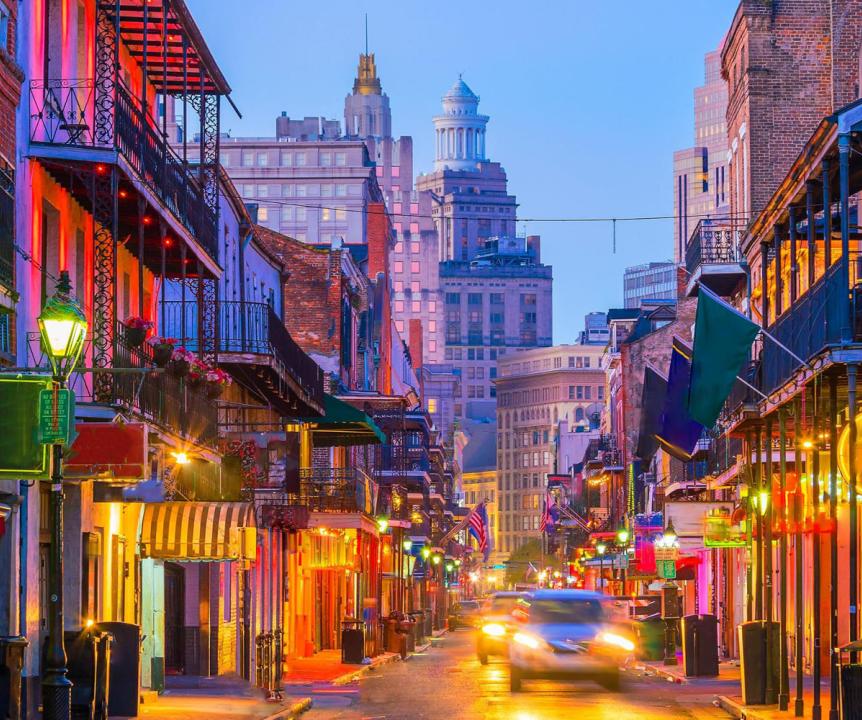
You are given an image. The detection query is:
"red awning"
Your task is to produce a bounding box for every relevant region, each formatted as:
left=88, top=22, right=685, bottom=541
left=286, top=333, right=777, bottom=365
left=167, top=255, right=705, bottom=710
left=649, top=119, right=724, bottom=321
left=64, top=423, right=147, bottom=481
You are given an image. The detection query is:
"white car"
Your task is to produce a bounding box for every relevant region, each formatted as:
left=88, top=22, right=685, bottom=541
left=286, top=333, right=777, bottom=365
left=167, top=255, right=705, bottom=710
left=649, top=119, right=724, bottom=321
left=508, top=589, right=635, bottom=692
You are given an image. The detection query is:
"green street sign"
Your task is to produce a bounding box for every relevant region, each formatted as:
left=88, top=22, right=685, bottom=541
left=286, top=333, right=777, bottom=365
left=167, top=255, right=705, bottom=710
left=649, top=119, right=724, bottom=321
left=657, top=559, right=676, bottom=580
left=38, top=388, right=74, bottom=444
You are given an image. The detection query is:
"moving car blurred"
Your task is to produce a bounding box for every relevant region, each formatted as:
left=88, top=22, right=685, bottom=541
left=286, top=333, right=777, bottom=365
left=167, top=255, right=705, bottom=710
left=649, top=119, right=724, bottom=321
left=476, top=591, right=526, bottom=664
left=449, top=600, right=483, bottom=630
left=508, top=589, right=636, bottom=692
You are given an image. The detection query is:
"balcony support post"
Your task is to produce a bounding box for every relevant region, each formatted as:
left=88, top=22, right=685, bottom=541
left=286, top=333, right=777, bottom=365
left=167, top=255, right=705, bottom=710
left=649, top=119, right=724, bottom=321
left=137, top=196, right=146, bottom=318
left=822, top=158, right=832, bottom=267
left=182, top=34, right=188, bottom=165
left=159, top=220, right=167, bottom=333
left=760, top=242, right=769, bottom=329
left=794, top=396, right=804, bottom=718
left=778, top=406, right=790, bottom=712
left=811, top=383, right=822, bottom=720
left=94, top=1, right=119, bottom=145
left=789, top=206, right=798, bottom=304
left=196, top=259, right=205, bottom=361
left=162, top=0, right=169, bottom=139
left=839, top=133, right=852, bottom=342
left=806, top=180, right=817, bottom=291
left=849, top=362, right=859, bottom=661
left=764, top=415, right=775, bottom=705
left=92, top=163, right=117, bottom=402
left=754, top=424, right=763, bottom=621
left=774, top=226, right=782, bottom=317
left=141, top=0, right=148, bottom=120
left=180, top=242, right=187, bottom=347
left=829, top=374, right=839, bottom=720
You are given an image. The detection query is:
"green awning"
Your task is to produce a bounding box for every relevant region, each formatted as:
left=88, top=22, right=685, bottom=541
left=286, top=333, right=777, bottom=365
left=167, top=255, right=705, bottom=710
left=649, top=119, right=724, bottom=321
left=301, top=394, right=387, bottom=447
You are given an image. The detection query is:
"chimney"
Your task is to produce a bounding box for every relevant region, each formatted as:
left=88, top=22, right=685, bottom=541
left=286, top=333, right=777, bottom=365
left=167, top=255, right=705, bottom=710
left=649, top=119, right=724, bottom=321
left=408, top=318, right=424, bottom=401
left=366, top=202, right=390, bottom=281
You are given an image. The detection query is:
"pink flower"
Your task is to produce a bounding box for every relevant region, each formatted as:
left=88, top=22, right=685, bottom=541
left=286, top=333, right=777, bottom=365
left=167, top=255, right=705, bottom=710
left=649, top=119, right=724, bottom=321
left=125, top=316, right=154, bottom=330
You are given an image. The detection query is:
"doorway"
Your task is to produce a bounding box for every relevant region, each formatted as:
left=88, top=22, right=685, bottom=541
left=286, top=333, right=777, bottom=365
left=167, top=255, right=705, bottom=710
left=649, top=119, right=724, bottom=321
left=164, top=563, right=185, bottom=674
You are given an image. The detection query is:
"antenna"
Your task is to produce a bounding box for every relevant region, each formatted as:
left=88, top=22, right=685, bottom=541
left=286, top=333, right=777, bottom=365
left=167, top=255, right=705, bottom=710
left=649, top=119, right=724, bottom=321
left=365, top=13, right=368, bottom=55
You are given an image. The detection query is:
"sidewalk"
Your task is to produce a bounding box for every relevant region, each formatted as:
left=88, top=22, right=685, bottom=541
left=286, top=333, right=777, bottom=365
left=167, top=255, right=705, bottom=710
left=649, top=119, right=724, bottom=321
left=128, top=675, right=312, bottom=720
left=283, top=649, right=402, bottom=686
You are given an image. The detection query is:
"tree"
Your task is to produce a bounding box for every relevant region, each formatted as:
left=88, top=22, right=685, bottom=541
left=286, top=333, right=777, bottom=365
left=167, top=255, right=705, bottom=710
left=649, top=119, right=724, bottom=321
left=504, top=538, right=544, bottom=587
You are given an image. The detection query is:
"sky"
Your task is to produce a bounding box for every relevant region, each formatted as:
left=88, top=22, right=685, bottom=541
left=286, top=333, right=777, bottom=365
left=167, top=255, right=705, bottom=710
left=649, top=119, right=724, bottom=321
left=187, top=0, right=738, bottom=343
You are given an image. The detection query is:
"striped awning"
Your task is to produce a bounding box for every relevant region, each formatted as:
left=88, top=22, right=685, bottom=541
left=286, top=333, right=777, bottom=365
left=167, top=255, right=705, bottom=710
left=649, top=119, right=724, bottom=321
left=140, top=502, right=256, bottom=561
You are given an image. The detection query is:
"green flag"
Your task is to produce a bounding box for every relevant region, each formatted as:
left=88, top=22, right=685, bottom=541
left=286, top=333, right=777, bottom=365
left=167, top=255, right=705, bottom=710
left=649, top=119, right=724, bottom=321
left=688, top=288, right=760, bottom=427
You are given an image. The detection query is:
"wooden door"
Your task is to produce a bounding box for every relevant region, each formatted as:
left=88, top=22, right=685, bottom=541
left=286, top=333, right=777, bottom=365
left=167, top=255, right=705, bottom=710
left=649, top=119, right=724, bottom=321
left=164, top=563, right=185, bottom=674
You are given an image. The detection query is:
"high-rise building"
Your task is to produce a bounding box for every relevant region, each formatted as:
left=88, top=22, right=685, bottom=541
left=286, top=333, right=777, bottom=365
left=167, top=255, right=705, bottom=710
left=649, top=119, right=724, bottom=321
left=673, top=48, right=729, bottom=262
left=495, top=345, right=605, bottom=555
left=579, top=312, right=609, bottom=346
left=417, top=78, right=518, bottom=262
left=623, top=262, right=676, bottom=308
left=440, top=236, right=552, bottom=420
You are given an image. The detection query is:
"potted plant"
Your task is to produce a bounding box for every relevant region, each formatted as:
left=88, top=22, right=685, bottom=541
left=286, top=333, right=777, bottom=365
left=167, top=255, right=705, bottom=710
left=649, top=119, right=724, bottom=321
left=124, top=316, right=154, bottom=348
left=168, top=346, right=196, bottom=378
left=205, top=367, right=232, bottom=399
left=187, top=358, right=211, bottom=389
left=150, top=337, right=177, bottom=367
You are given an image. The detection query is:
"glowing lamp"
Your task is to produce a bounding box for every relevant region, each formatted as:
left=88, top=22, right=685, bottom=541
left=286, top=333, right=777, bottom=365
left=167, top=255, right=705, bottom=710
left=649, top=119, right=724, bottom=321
left=171, top=451, right=190, bottom=465
left=663, top=519, right=677, bottom=546
left=421, top=547, right=431, bottom=559
left=617, top=529, right=629, bottom=545
left=596, top=543, right=607, bottom=556
left=38, top=271, right=88, bottom=379
left=377, top=517, right=389, bottom=533
left=445, top=562, right=454, bottom=572
left=432, top=555, right=441, bottom=565
left=402, top=539, right=413, bottom=552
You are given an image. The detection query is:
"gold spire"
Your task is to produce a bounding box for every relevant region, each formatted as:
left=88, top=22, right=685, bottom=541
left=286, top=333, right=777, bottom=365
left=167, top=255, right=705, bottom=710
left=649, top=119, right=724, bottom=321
left=353, top=53, right=382, bottom=96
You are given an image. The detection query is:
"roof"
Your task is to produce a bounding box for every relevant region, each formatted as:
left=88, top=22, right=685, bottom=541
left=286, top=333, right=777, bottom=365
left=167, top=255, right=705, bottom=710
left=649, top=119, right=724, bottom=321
left=298, top=394, right=386, bottom=447
left=606, top=308, right=641, bottom=322
left=445, top=76, right=478, bottom=100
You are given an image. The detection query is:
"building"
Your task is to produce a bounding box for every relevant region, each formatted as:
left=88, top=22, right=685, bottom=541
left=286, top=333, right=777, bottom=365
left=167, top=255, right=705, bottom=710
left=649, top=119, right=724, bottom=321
left=416, top=78, right=518, bottom=262
left=579, top=312, right=609, bottom=346
left=721, top=1, right=862, bottom=227
left=673, top=48, right=729, bottom=262
left=422, top=363, right=462, bottom=445
left=623, top=262, right=676, bottom=309
left=495, top=344, right=605, bottom=556
left=440, top=235, right=553, bottom=420
left=460, top=417, right=499, bottom=559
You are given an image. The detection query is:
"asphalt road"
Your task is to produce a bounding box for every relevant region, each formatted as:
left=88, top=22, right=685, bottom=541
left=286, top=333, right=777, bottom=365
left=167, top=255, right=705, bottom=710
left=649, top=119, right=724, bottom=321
left=295, top=629, right=737, bottom=720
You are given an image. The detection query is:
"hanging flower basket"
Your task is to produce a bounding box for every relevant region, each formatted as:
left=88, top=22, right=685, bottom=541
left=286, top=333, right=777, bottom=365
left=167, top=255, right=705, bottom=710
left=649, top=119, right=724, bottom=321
left=168, top=347, right=196, bottom=378
left=150, top=337, right=177, bottom=367
left=123, top=317, right=154, bottom=348
left=206, top=383, right=225, bottom=400
left=205, top=368, right=232, bottom=400
left=188, top=358, right=211, bottom=389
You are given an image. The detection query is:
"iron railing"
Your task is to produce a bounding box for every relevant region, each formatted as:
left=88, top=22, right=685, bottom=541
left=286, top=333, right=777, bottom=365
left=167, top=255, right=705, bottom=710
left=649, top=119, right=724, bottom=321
left=0, top=162, right=13, bottom=289
left=685, top=220, right=742, bottom=275
left=29, top=78, right=217, bottom=260
left=160, top=300, right=324, bottom=409
left=26, top=323, right=218, bottom=446
left=292, top=468, right=377, bottom=514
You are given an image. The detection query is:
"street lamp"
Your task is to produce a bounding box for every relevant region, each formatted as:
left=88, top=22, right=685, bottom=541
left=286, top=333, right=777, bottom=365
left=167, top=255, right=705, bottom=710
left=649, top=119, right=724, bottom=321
left=616, top=528, right=630, bottom=594
left=38, top=270, right=87, bottom=720
left=596, top=542, right=607, bottom=592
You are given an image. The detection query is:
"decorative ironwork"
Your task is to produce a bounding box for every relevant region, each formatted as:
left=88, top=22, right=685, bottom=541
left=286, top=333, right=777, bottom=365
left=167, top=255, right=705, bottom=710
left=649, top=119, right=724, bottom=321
left=94, top=2, right=118, bottom=146
left=201, top=277, right=218, bottom=365
left=685, top=220, right=743, bottom=275
left=91, top=166, right=116, bottom=401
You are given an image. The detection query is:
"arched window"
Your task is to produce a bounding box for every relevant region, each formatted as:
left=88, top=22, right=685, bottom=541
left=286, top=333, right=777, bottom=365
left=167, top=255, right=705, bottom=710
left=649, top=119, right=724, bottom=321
left=575, top=407, right=585, bottom=422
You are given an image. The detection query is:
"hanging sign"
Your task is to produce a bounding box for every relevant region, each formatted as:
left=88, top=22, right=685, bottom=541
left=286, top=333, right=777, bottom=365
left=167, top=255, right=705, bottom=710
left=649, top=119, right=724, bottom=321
left=656, top=559, right=676, bottom=579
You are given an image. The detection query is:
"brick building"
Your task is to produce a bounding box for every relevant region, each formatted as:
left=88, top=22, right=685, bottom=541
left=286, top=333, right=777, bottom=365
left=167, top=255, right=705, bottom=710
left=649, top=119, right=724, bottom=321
left=721, top=0, right=862, bottom=230
left=0, top=0, right=21, bottom=366
left=495, top=344, right=605, bottom=556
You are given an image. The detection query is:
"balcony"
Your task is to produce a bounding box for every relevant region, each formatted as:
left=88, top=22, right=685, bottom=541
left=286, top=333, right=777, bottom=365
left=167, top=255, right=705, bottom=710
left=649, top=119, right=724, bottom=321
left=0, top=163, right=12, bottom=290
left=292, top=468, right=377, bottom=514
left=160, top=300, right=325, bottom=415
left=29, top=79, right=217, bottom=261
left=684, top=220, right=746, bottom=297
left=27, top=322, right=218, bottom=448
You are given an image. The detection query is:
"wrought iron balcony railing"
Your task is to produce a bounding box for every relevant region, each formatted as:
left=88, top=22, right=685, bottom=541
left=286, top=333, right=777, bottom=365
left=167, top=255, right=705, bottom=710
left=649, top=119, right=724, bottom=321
left=29, top=79, right=217, bottom=260
left=26, top=322, right=218, bottom=447
left=160, top=300, right=325, bottom=410
left=0, top=163, right=13, bottom=289
left=685, top=220, right=743, bottom=275
left=291, top=468, right=377, bottom=514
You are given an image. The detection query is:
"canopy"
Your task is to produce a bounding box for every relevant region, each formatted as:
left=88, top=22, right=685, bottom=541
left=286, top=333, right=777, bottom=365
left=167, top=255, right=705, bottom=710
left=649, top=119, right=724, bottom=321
left=140, top=502, right=256, bottom=561
left=301, top=394, right=387, bottom=447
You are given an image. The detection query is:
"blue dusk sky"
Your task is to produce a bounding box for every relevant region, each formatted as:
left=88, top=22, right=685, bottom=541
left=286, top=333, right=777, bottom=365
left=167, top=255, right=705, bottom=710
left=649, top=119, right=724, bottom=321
left=187, top=0, right=738, bottom=342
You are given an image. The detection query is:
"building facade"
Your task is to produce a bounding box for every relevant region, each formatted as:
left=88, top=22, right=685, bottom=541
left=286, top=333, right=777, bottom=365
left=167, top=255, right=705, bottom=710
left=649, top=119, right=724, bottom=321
left=623, top=261, right=676, bottom=308
left=440, top=236, right=552, bottom=420
left=495, top=345, right=605, bottom=556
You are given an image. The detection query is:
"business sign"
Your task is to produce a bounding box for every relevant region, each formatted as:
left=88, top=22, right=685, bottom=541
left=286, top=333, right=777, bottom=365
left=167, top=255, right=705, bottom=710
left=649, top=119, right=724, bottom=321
left=64, top=423, right=147, bottom=480
left=0, top=375, right=50, bottom=478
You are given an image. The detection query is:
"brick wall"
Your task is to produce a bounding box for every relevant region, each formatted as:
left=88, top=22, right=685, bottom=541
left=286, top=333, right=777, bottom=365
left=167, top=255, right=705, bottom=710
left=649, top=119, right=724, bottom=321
left=722, top=0, right=862, bottom=234
left=367, top=203, right=393, bottom=394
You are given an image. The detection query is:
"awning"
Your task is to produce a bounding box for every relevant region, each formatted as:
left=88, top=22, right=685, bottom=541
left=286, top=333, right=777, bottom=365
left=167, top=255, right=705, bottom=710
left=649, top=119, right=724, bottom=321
left=300, top=394, right=386, bottom=447
left=140, top=502, right=256, bottom=561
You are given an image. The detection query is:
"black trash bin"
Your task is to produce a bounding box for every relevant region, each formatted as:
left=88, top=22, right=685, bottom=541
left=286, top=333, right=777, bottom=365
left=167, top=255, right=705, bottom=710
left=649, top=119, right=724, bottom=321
left=841, top=665, right=862, bottom=720
left=0, top=636, right=28, bottom=720
left=738, top=621, right=779, bottom=705
left=634, top=614, right=665, bottom=661
left=92, top=631, right=112, bottom=720
left=341, top=620, right=365, bottom=664
left=62, top=630, right=98, bottom=720
left=94, top=622, right=140, bottom=719
left=681, top=614, right=719, bottom=677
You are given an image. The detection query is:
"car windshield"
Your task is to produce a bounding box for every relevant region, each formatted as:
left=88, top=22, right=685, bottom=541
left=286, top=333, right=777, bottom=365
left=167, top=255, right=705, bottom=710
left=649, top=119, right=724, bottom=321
left=459, top=601, right=480, bottom=612
left=490, top=596, right=521, bottom=614
left=527, top=599, right=605, bottom=624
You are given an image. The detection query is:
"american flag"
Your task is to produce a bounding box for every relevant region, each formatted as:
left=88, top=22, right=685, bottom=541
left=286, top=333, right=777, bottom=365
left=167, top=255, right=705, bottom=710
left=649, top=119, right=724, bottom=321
left=467, top=502, right=491, bottom=561
left=539, top=493, right=556, bottom=534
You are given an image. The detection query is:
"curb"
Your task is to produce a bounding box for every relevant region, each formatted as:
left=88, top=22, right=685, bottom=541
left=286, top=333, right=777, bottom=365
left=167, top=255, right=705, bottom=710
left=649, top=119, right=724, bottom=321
left=634, top=661, right=688, bottom=684
left=261, top=697, right=313, bottom=720
left=331, top=653, right=402, bottom=686
left=714, top=694, right=776, bottom=720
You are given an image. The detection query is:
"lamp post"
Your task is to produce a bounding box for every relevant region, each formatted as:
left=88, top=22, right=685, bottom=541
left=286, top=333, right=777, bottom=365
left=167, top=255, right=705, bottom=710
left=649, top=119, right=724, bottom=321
left=658, top=520, right=680, bottom=667
left=596, top=542, right=607, bottom=593
left=617, top=528, right=629, bottom=595
left=38, top=271, right=88, bottom=720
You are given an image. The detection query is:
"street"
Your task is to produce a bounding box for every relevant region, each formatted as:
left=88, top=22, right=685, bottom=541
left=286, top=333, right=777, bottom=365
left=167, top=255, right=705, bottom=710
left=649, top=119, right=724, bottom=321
left=296, top=630, right=735, bottom=720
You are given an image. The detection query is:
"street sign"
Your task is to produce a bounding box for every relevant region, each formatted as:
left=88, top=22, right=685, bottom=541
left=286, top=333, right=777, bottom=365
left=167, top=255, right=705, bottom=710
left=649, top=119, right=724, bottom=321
left=657, top=559, right=676, bottom=579
left=654, top=546, right=679, bottom=562
left=38, top=388, right=73, bottom=444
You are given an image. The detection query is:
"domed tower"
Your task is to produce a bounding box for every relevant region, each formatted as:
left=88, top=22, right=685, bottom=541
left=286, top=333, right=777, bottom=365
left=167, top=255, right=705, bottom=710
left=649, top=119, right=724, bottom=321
left=433, top=76, right=489, bottom=172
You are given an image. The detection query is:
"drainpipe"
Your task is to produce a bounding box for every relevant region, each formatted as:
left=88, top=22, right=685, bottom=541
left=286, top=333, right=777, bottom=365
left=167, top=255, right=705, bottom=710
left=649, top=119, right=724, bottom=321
left=849, top=363, right=858, bottom=662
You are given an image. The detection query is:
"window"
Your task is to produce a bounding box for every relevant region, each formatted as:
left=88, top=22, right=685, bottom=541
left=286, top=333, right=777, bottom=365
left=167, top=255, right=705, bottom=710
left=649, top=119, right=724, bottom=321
left=335, top=152, right=347, bottom=167
left=257, top=152, right=268, bottom=166
left=334, top=209, right=346, bottom=222
left=429, top=301, right=437, bottom=313
left=598, top=386, right=605, bottom=401
left=258, top=207, right=269, bottom=221
left=410, top=241, right=420, bottom=253
left=395, top=320, right=404, bottom=333
left=335, top=184, right=347, bottom=197
left=446, top=293, right=460, bottom=305
left=410, top=261, right=420, bottom=273
left=281, top=185, right=293, bottom=197
left=296, top=185, right=307, bottom=198
left=411, top=300, right=420, bottom=312
left=468, top=293, right=483, bottom=306
left=320, top=152, right=332, bottom=167
left=320, top=184, right=333, bottom=197
left=428, top=398, right=438, bottom=413
left=394, top=261, right=404, bottom=273
left=296, top=207, right=307, bottom=221
left=410, top=224, right=419, bottom=235
left=280, top=151, right=293, bottom=166
left=321, top=208, right=332, bottom=222
left=295, top=152, right=307, bottom=167
left=568, top=386, right=575, bottom=400
left=241, top=150, right=254, bottom=167
left=576, top=386, right=584, bottom=400
left=257, top=185, right=268, bottom=198
left=410, top=281, right=420, bottom=292
left=394, top=300, right=404, bottom=312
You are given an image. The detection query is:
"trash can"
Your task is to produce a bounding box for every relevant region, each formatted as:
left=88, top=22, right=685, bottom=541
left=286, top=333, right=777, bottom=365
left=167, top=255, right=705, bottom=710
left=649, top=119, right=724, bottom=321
left=341, top=620, right=365, bottom=664
left=424, top=609, right=432, bottom=638
left=738, top=621, right=779, bottom=705
left=0, top=636, right=28, bottom=720
left=61, top=630, right=98, bottom=720
left=633, top=614, right=665, bottom=661
left=92, top=631, right=113, bottom=720
left=681, top=614, right=719, bottom=677
left=94, top=622, right=140, bottom=719
left=400, top=616, right=416, bottom=654
left=841, top=665, right=862, bottom=720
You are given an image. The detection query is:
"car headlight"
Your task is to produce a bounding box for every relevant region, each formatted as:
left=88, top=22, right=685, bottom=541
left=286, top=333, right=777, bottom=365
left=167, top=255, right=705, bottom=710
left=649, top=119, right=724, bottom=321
left=596, top=630, right=636, bottom=653
left=482, top=623, right=507, bottom=637
left=513, top=632, right=543, bottom=650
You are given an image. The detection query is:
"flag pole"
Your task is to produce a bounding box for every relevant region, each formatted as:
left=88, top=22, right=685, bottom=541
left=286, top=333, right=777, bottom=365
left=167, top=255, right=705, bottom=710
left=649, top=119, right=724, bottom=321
left=758, top=328, right=815, bottom=372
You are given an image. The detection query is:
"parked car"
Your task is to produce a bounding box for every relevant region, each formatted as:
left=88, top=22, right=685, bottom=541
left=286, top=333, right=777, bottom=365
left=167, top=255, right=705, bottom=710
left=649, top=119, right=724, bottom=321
left=449, top=600, right=483, bottom=630
left=476, top=592, right=526, bottom=664
left=508, top=589, right=636, bottom=692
